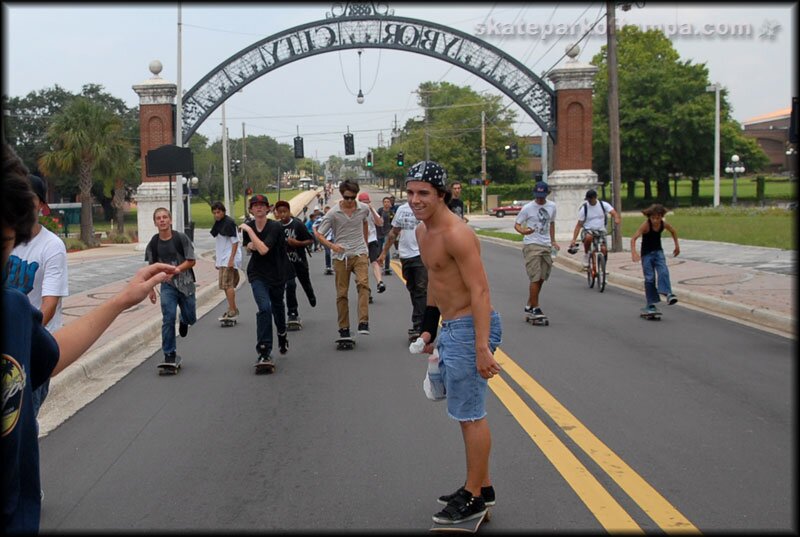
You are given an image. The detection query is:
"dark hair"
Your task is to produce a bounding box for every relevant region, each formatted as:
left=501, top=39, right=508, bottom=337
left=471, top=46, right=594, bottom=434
left=274, top=200, right=290, bottom=211
left=339, top=180, right=360, bottom=196
left=642, top=203, right=667, bottom=217
left=2, top=142, right=36, bottom=246
left=449, top=181, right=462, bottom=188
left=211, top=201, right=226, bottom=213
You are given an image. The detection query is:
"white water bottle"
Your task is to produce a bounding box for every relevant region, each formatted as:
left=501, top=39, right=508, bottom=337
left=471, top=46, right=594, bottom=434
left=423, top=350, right=446, bottom=401
left=409, top=337, right=425, bottom=354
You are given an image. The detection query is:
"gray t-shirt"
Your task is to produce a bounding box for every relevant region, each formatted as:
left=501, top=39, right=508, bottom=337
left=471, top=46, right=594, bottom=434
left=315, top=201, right=370, bottom=260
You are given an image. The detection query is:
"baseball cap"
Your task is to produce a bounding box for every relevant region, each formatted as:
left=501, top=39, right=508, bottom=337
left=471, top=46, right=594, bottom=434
left=357, top=192, right=370, bottom=202
left=585, top=189, right=598, bottom=200
left=532, top=181, right=549, bottom=198
left=248, top=194, right=270, bottom=207
left=29, top=174, right=51, bottom=216
left=405, top=160, right=448, bottom=191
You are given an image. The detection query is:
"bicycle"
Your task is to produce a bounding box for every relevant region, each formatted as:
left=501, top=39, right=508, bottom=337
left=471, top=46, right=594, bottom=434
left=570, top=229, right=607, bottom=292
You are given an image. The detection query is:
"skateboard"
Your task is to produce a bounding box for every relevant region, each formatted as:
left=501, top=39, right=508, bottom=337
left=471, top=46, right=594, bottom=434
left=254, top=359, right=276, bottom=374
left=336, top=336, right=356, bottom=350
left=640, top=308, right=662, bottom=321
left=157, top=355, right=182, bottom=375
left=287, top=319, right=303, bottom=331
left=525, top=313, right=549, bottom=326
left=430, top=509, right=491, bottom=533
left=219, top=315, right=237, bottom=327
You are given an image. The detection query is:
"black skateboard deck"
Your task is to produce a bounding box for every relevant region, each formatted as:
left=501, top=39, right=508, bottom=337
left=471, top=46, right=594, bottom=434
left=254, top=360, right=275, bottom=374
left=525, top=314, right=549, bottom=326
left=336, top=337, right=355, bottom=350
left=430, top=509, right=490, bottom=533
left=157, top=356, right=182, bottom=375
left=287, top=320, right=303, bottom=331
left=640, top=310, right=662, bottom=320
left=220, top=317, right=237, bottom=327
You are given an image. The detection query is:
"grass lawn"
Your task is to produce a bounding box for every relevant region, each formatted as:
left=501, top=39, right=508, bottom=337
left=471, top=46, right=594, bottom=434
left=475, top=206, right=795, bottom=250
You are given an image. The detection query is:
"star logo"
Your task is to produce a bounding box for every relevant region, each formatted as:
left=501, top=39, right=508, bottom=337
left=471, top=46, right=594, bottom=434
left=759, top=20, right=781, bottom=40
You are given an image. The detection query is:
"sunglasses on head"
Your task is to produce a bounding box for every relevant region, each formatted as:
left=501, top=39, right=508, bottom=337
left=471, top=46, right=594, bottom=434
left=342, top=195, right=356, bottom=200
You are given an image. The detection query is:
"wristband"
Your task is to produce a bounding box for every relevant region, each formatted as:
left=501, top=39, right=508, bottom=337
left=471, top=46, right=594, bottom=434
left=421, top=305, right=441, bottom=341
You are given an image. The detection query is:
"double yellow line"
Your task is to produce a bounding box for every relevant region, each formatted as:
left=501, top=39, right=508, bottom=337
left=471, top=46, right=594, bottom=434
left=390, top=260, right=698, bottom=533
left=491, top=351, right=699, bottom=533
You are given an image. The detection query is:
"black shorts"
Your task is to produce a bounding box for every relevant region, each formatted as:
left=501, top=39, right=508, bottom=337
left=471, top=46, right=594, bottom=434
left=368, top=241, right=381, bottom=263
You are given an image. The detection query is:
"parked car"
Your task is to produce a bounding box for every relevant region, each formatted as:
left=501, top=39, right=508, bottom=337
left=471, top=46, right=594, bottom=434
left=490, top=200, right=531, bottom=218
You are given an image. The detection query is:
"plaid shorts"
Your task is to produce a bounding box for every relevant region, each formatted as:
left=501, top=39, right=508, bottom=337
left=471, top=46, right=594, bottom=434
left=218, top=267, right=240, bottom=290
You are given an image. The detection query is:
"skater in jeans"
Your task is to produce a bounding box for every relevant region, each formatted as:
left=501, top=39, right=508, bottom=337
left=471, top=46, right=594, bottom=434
left=357, top=191, right=387, bottom=297
left=376, top=196, right=395, bottom=275
left=314, top=180, right=371, bottom=338
left=240, top=194, right=291, bottom=369
left=630, top=203, right=679, bottom=314
left=274, top=200, right=317, bottom=326
left=513, top=182, right=559, bottom=319
left=210, top=201, right=242, bottom=322
left=145, top=208, right=198, bottom=365
left=406, top=160, right=503, bottom=525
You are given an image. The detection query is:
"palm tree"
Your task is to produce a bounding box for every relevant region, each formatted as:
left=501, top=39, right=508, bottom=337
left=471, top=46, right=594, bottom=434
left=38, top=98, right=131, bottom=246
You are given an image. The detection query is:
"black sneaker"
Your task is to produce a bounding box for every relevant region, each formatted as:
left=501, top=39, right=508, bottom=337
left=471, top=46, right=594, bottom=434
left=524, top=305, right=534, bottom=315
left=377, top=281, right=386, bottom=293
left=532, top=307, right=544, bottom=317
left=179, top=321, right=188, bottom=338
left=163, top=352, right=177, bottom=364
left=278, top=333, right=289, bottom=354
left=358, top=322, right=370, bottom=335
left=309, top=295, right=317, bottom=307
left=432, top=488, right=486, bottom=524
left=384, top=269, right=392, bottom=276
left=288, top=313, right=298, bottom=322
left=339, top=328, right=351, bottom=339
left=325, top=268, right=333, bottom=275
left=667, top=293, right=678, bottom=305
left=438, top=485, right=496, bottom=506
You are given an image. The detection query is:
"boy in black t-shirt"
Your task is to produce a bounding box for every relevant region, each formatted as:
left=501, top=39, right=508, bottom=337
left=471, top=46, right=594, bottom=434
left=239, top=195, right=290, bottom=369
left=274, top=200, right=317, bottom=326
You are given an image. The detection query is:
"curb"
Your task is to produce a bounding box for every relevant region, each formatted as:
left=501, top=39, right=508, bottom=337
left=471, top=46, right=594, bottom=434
left=49, top=251, right=228, bottom=396
left=477, top=234, right=795, bottom=337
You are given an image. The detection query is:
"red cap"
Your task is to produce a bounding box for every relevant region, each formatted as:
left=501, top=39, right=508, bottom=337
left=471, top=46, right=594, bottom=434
left=248, top=194, right=270, bottom=207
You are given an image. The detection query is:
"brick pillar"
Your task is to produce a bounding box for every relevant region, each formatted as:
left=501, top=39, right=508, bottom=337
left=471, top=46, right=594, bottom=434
left=546, top=45, right=600, bottom=242
left=132, top=61, right=177, bottom=249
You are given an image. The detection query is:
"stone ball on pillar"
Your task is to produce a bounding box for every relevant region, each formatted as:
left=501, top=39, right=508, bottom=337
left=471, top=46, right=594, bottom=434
left=565, top=44, right=580, bottom=60
left=149, top=60, right=163, bottom=77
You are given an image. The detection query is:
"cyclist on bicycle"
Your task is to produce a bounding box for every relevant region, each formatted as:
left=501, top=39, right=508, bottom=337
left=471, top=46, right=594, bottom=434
left=568, top=189, right=621, bottom=268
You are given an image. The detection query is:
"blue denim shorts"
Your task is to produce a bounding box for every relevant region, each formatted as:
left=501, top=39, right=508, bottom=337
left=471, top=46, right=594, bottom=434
left=437, top=311, right=502, bottom=422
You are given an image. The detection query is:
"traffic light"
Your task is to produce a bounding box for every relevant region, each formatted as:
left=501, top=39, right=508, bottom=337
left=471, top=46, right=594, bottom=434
left=510, top=142, right=518, bottom=159
left=504, top=144, right=512, bottom=160
left=344, top=133, right=355, bottom=155
left=396, top=151, right=404, bottom=167
left=293, top=136, right=304, bottom=159
left=366, top=151, right=373, bottom=167
left=231, top=159, right=241, bottom=174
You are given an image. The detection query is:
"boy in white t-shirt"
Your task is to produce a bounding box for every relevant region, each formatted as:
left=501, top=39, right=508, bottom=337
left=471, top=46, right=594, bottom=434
left=5, top=174, right=68, bottom=417
left=568, top=189, right=621, bottom=267
left=514, top=182, right=560, bottom=318
left=210, top=201, right=242, bottom=321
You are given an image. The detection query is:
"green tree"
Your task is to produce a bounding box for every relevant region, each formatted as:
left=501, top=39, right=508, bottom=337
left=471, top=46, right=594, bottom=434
left=38, top=98, right=132, bottom=246
left=591, top=26, right=768, bottom=204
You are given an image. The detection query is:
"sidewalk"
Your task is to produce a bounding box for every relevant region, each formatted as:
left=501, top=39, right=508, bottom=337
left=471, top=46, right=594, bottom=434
left=467, top=213, right=795, bottom=337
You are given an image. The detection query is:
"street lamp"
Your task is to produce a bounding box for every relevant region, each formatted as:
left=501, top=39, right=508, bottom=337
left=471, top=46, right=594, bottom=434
left=705, top=83, right=721, bottom=207
left=724, top=154, right=745, bottom=206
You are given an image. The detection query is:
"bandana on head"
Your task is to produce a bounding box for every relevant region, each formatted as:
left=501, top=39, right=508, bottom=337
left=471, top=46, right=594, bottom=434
left=405, top=160, right=447, bottom=191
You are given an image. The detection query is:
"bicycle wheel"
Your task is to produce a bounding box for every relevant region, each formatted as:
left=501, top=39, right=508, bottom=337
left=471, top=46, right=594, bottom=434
left=587, top=250, right=596, bottom=288
left=596, top=252, right=607, bottom=292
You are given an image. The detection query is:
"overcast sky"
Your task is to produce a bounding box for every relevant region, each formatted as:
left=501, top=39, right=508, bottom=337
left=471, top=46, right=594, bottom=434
left=3, top=2, right=796, bottom=161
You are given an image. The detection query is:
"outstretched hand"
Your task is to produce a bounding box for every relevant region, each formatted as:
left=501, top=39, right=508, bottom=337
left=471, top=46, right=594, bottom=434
left=118, top=263, right=179, bottom=310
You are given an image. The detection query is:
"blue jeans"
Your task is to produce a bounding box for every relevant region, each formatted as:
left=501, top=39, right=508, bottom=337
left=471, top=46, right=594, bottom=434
left=324, top=246, right=332, bottom=270
left=437, top=311, right=502, bottom=421
left=641, top=250, right=673, bottom=306
left=285, top=262, right=316, bottom=316
left=159, top=283, right=196, bottom=356
left=400, top=256, right=428, bottom=331
left=251, top=279, right=287, bottom=356
left=377, top=237, right=391, bottom=271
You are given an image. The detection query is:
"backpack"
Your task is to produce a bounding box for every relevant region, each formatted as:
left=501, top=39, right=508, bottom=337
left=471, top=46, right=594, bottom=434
left=581, top=201, right=607, bottom=227
left=146, top=231, right=196, bottom=282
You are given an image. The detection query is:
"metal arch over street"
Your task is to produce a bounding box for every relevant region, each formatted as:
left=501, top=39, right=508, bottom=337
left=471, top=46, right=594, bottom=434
left=180, top=3, right=556, bottom=145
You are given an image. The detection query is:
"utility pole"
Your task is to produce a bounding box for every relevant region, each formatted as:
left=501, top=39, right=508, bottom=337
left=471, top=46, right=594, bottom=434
left=241, top=122, right=247, bottom=220
left=174, top=3, right=185, bottom=234
left=221, top=102, right=231, bottom=216
left=481, top=111, right=487, bottom=214
left=424, top=91, right=430, bottom=160
left=607, top=1, right=623, bottom=252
